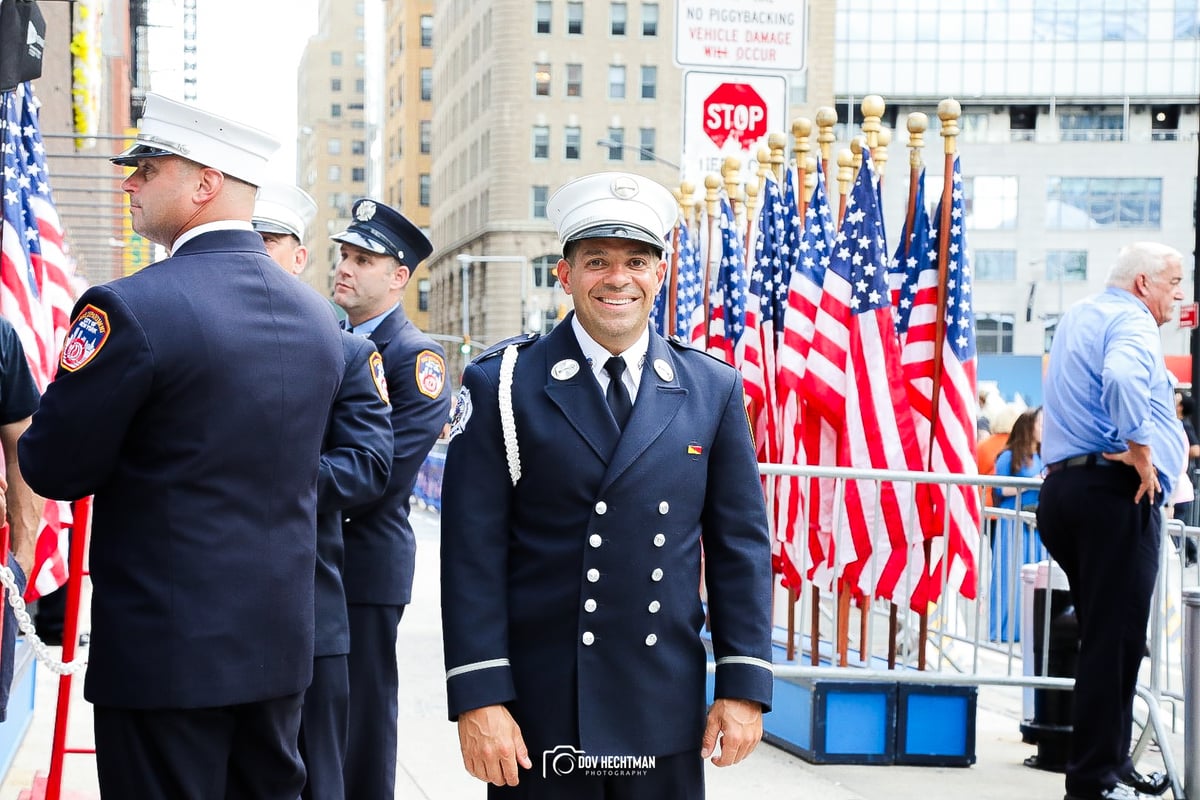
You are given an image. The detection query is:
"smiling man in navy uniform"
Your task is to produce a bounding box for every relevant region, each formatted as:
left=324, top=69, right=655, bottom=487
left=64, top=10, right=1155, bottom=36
left=254, top=183, right=393, bottom=800
left=330, top=197, right=450, bottom=800
left=18, top=94, right=344, bottom=798
left=440, top=171, right=774, bottom=798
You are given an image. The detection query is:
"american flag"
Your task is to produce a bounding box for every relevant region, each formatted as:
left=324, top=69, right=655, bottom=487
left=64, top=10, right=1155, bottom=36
left=835, top=151, right=926, bottom=604
left=775, top=167, right=833, bottom=588
left=652, top=221, right=702, bottom=341
left=705, top=197, right=747, bottom=366
left=1, top=83, right=78, bottom=600
left=897, top=157, right=980, bottom=607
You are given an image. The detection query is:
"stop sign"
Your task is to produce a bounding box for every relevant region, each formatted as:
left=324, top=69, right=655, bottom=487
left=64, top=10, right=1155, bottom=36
left=702, top=83, right=768, bottom=149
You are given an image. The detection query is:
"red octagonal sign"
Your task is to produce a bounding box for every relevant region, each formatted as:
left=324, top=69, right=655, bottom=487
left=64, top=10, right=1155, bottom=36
left=702, top=82, right=768, bottom=149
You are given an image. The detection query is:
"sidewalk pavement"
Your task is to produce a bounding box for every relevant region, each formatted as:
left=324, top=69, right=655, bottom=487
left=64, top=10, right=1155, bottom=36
left=0, top=508, right=1177, bottom=798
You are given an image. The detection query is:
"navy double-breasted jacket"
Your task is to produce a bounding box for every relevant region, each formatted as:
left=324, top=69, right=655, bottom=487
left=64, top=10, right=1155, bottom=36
left=19, top=229, right=343, bottom=709
left=341, top=303, right=449, bottom=606
left=440, top=316, right=773, bottom=758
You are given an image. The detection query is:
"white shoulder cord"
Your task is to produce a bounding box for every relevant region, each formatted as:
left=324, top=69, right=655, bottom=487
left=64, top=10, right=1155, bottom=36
left=498, top=344, right=521, bottom=486
left=0, top=563, right=87, bottom=675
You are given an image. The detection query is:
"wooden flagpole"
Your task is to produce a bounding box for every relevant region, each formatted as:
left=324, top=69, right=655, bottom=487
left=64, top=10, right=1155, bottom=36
left=701, top=174, right=721, bottom=351
left=836, top=148, right=854, bottom=226
left=792, top=118, right=812, bottom=222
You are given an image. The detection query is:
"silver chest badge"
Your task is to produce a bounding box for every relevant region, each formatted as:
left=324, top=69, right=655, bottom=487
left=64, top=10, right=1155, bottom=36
left=653, top=358, right=674, bottom=382
left=551, top=359, right=580, bottom=380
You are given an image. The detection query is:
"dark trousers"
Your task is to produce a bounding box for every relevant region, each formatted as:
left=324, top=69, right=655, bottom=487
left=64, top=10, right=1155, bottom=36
left=300, top=654, right=349, bottom=800
left=1037, top=464, right=1160, bottom=796
left=489, top=749, right=704, bottom=800
left=93, top=691, right=305, bottom=800
left=344, top=603, right=405, bottom=800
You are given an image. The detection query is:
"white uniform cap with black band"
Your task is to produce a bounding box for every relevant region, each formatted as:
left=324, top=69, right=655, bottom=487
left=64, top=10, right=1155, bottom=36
left=253, top=183, right=318, bottom=241
left=111, top=93, right=280, bottom=187
left=547, top=172, right=679, bottom=255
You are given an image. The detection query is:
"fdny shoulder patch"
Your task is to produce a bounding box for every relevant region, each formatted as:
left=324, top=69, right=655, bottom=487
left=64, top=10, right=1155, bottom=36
left=60, top=304, right=111, bottom=372
left=368, top=350, right=390, bottom=405
left=447, top=385, right=472, bottom=442
left=415, top=349, right=446, bottom=399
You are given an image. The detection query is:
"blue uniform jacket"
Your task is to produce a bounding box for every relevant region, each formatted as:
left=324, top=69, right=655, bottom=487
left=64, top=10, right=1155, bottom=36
left=342, top=303, right=449, bottom=605
left=18, top=230, right=343, bottom=709
left=440, top=317, right=774, bottom=758
left=314, top=332, right=392, bottom=656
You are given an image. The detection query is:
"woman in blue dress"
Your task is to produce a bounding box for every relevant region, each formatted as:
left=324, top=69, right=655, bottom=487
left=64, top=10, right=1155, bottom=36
left=989, top=407, right=1046, bottom=642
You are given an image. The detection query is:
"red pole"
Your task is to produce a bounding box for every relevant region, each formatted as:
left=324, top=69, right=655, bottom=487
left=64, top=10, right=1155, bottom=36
left=46, top=496, right=92, bottom=800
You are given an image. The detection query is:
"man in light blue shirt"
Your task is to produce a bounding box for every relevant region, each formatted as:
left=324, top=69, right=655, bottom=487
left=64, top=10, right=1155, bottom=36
left=1038, top=242, right=1185, bottom=800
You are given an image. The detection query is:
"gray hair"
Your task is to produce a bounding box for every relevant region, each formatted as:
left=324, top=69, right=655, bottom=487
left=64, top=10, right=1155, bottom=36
left=1105, top=242, right=1183, bottom=289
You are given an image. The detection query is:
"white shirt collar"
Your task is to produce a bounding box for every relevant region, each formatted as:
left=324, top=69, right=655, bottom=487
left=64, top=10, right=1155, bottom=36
left=571, top=317, right=649, bottom=397
left=170, top=220, right=254, bottom=254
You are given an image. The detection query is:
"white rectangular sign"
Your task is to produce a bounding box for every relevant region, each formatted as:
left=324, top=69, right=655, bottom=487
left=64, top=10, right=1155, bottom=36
left=681, top=70, right=789, bottom=185
left=675, top=0, right=807, bottom=73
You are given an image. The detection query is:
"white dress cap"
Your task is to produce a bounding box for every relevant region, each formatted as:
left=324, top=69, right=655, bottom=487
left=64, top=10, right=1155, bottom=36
left=111, top=93, right=280, bottom=187
left=253, top=183, right=318, bottom=240
left=547, top=172, right=679, bottom=254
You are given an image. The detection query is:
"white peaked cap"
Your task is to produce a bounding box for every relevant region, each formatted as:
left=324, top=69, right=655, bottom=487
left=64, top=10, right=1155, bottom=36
left=547, top=172, right=678, bottom=253
left=111, top=93, right=280, bottom=187
left=253, top=183, right=318, bottom=240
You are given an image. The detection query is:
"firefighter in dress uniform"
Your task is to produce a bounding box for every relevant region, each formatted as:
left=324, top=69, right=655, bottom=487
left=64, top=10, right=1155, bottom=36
left=440, top=171, right=774, bottom=799
left=18, top=93, right=344, bottom=799
left=253, top=183, right=393, bottom=800
left=330, top=198, right=450, bottom=800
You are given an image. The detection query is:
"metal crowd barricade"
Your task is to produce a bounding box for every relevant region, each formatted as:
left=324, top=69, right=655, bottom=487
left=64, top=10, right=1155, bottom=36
left=754, top=462, right=1193, bottom=798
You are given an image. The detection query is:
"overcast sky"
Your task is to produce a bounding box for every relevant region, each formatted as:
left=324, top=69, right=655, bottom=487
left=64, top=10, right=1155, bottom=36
left=149, top=0, right=319, bottom=181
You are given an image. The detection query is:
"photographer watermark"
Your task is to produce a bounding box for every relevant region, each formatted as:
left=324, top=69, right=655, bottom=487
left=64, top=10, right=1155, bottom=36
left=542, top=745, right=656, bottom=778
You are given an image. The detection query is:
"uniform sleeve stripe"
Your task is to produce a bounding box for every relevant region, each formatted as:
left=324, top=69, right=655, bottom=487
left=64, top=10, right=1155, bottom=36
left=715, top=656, right=774, bottom=674
left=446, top=658, right=511, bottom=680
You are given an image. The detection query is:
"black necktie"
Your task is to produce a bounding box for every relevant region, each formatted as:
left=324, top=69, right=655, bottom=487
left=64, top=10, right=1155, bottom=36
left=604, top=356, right=633, bottom=430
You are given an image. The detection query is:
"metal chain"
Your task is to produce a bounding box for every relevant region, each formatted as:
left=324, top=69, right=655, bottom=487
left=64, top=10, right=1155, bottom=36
left=0, top=564, right=86, bottom=676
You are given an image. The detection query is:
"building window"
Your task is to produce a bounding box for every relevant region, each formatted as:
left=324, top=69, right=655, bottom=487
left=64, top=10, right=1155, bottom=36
left=639, top=65, right=657, bottom=99
left=331, top=78, right=342, bottom=92
left=638, top=127, right=655, bottom=162
left=355, top=52, right=365, bottom=67
left=420, top=68, right=433, bottom=101
left=605, top=128, right=624, bottom=160
left=564, top=126, right=581, bottom=160
left=331, top=103, right=342, bottom=118
left=352, top=140, right=366, bottom=156
left=351, top=167, right=365, bottom=182
left=535, top=0, right=551, bottom=34
left=567, top=1, right=583, bottom=34
left=533, top=125, right=550, bottom=160
left=1046, top=177, right=1162, bottom=229
left=418, top=278, right=430, bottom=312
left=331, top=51, right=343, bottom=66
left=608, top=65, right=626, bottom=99
left=611, top=2, right=627, bottom=35
left=355, top=78, right=365, bottom=94
left=976, top=314, right=1014, bottom=354
left=420, top=14, right=434, bottom=46
left=641, top=2, right=658, bottom=35
left=419, top=174, right=431, bottom=207
left=1178, top=7, right=1200, bottom=38
left=1046, top=250, right=1088, bottom=282
left=565, top=64, right=583, bottom=97
left=534, top=63, right=551, bottom=97
left=327, top=139, right=342, bottom=155
left=532, top=254, right=560, bottom=288
left=972, top=250, right=1016, bottom=281
left=1059, top=109, right=1124, bottom=142
left=328, top=165, right=342, bottom=181
left=532, top=185, right=549, bottom=218
left=419, top=121, right=432, bottom=155
left=961, top=175, right=1017, bottom=230
left=356, top=27, right=364, bottom=41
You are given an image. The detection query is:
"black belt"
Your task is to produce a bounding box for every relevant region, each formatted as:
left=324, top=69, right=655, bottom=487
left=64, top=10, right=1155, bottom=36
left=1044, top=453, right=1120, bottom=474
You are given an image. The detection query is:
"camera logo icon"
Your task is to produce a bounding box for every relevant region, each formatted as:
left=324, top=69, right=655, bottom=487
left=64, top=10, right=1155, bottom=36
left=542, top=744, right=585, bottom=778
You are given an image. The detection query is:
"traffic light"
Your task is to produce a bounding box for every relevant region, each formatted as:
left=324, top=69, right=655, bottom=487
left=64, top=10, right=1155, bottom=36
left=459, top=335, right=471, bottom=355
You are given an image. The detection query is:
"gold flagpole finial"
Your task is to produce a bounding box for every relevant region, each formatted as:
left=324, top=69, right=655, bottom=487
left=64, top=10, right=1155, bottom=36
left=861, top=94, right=885, bottom=151
left=874, top=127, right=892, bottom=180
left=907, top=112, right=929, bottom=171
left=849, top=137, right=864, bottom=182
left=816, top=106, right=838, bottom=186
left=768, top=132, right=787, bottom=182
left=938, top=98, right=962, bottom=156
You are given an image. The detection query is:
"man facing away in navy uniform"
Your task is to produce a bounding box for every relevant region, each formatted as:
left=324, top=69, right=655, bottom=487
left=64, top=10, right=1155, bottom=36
left=440, top=171, right=774, bottom=799
left=17, top=93, right=345, bottom=799
left=253, top=183, right=393, bottom=800
left=330, top=198, right=450, bottom=800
